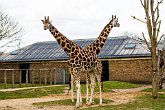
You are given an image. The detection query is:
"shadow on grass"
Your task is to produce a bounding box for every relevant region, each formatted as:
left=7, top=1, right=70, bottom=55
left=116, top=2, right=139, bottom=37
left=33, top=98, right=113, bottom=107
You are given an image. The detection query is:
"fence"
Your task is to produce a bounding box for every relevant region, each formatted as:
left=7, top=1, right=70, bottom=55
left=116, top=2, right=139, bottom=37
left=0, top=68, right=66, bottom=88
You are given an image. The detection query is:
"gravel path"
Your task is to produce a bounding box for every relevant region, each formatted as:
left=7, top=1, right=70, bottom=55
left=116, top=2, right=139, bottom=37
left=0, top=85, right=153, bottom=110
left=0, top=85, right=64, bottom=92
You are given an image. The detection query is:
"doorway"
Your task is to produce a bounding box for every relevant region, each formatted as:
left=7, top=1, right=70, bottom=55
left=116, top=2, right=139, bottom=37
left=19, top=63, right=30, bottom=83
left=101, top=61, right=109, bottom=81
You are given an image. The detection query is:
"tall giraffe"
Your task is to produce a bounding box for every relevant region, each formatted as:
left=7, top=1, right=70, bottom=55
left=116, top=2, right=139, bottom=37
left=41, top=16, right=103, bottom=107
left=42, top=16, right=82, bottom=107
left=69, top=15, right=120, bottom=105
left=83, top=15, right=120, bottom=104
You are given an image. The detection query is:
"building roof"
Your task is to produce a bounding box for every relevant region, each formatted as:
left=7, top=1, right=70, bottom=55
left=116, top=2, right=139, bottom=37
left=0, top=36, right=151, bottom=62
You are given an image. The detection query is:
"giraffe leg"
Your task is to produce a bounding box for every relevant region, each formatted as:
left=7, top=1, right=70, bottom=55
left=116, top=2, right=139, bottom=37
left=86, top=73, right=90, bottom=103
left=88, top=73, right=96, bottom=105
left=71, top=74, right=74, bottom=102
left=79, top=87, right=82, bottom=107
left=96, top=75, right=102, bottom=106
left=75, top=80, right=81, bottom=108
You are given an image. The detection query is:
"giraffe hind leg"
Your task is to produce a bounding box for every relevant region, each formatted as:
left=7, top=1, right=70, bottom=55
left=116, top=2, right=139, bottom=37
left=96, top=74, right=102, bottom=106
left=71, top=74, right=74, bottom=102
left=75, top=80, right=81, bottom=108
left=88, top=73, right=96, bottom=105
left=86, top=73, right=90, bottom=104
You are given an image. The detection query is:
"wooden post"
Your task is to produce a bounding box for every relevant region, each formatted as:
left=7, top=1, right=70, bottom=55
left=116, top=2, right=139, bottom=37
left=4, top=70, right=7, bottom=88
left=39, top=69, right=41, bottom=84
left=50, top=69, right=52, bottom=85
left=12, top=70, right=14, bottom=88
left=32, top=69, right=34, bottom=86
left=53, top=69, right=56, bottom=84
left=26, top=69, right=28, bottom=85
left=19, top=69, right=22, bottom=87
left=44, top=70, right=47, bottom=84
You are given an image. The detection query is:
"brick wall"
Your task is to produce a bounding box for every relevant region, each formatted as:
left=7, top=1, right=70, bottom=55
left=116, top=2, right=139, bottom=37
left=0, top=63, right=19, bottom=83
left=30, top=61, right=69, bottom=83
left=109, top=58, right=152, bottom=83
left=0, top=57, right=153, bottom=84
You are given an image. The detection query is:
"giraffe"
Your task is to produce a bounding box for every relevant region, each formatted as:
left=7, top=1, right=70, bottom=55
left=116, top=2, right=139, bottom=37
left=42, top=16, right=82, bottom=107
left=70, top=15, right=120, bottom=105
left=41, top=16, right=103, bottom=107
left=83, top=15, right=120, bottom=105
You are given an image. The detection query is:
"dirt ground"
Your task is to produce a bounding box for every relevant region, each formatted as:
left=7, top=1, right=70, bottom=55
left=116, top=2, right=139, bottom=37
left=0, top=85, right=155, bottom=110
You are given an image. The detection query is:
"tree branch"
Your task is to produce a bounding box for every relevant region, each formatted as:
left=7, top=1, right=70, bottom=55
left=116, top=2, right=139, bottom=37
left=142, top=32, right=151, bottom=52
left=140, top=0, right=145, bottom=7
left=131, top=16, right=146, bottom=23
left=157, top=34, right=165, bottom=47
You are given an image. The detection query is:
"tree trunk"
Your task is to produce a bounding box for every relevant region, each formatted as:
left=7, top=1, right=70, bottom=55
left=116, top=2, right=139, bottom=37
left=151, top=45, right=158, bottom=98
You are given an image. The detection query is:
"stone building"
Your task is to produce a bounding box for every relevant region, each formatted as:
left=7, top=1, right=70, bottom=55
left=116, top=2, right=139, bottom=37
left=0, top=36, right=152, bottom=84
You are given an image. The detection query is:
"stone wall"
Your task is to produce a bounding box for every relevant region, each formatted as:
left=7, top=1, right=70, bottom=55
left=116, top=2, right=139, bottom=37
left=109, top=58, right=152, bottom=83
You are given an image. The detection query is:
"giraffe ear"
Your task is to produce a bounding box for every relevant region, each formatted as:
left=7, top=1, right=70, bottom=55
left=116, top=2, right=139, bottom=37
left=41, top=20, right=44, bottom=23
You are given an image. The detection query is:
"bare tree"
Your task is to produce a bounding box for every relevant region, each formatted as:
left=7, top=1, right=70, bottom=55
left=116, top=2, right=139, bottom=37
left=132, top=0, right=164, bottom=98
left=0, top=10, right=22, bottom=53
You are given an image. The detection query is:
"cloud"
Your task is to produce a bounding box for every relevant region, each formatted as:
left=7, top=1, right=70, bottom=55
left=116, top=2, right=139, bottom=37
left=0, top=0, right=165, bottom=50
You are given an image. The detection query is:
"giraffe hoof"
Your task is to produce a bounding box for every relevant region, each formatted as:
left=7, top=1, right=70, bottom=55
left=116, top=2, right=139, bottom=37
left=76, top=103, right=81, bottom=108
left=86, top=102, right=92, bottom=106
left=99, top=103, right=103, bottom=106
left=79, top=102, right=83, bottom=107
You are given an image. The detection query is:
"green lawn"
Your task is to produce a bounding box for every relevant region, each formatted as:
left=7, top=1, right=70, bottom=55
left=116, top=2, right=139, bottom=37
left=82, top=93, right=165, bottom=110
left=0, top=85, right=66, bottom=100
left=80, top=81, right=141, bottom=93
left=0, top=83, right=51, bottom=89
left=1, top=81, right=164, bottom=110
left=0, top=81, right=140, bottom=100
left=33, top=98, right=113, bottom=106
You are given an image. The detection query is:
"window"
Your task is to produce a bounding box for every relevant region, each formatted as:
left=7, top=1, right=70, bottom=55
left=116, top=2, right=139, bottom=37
left=125, top=43, right=136, bottom=49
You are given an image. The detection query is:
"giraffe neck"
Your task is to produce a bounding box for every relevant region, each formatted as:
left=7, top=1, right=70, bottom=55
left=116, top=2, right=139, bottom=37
left=84, top=22, right=113, bottom=55
left=48, top=24, right=81, bottom=56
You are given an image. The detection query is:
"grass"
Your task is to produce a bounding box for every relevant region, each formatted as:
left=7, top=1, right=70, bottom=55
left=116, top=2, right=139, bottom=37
left=33, top=98, right=113, bottom=106
left=80, top=81, right=141, bottom=93
left=0, top=85, right=66, bottom=100
left=0, top=81, right=140, bottom=100
left=0, top=83, right=50, bottom=89
left=142, top=88, right=165, bottom=92
left=82, top=93, right=165, bottom=110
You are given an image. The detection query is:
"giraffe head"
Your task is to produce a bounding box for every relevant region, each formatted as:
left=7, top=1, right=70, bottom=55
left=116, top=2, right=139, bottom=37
left=41, top=16, right=51, bottom=30
left=110, top=15, right=120, bottom=27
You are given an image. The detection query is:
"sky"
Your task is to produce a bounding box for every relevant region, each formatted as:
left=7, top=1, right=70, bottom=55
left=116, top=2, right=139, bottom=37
left=0, top=0, right=165, bottom=51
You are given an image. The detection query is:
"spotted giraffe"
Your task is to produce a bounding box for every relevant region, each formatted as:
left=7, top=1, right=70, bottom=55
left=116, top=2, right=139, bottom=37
left=70, top=15, right=120, bottom=105
left=41, top=16, right=105, bottom=107
left=83, top=15, right=120, bottom=105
